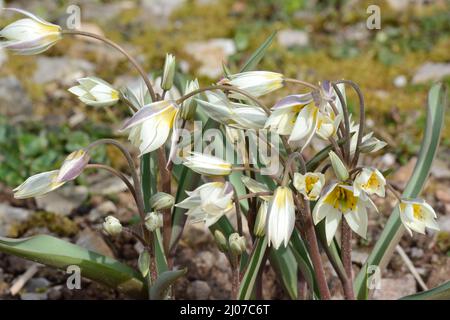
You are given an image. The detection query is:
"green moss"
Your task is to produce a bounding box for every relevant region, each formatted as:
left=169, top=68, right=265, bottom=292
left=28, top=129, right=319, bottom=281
left=11, top=211, right=79, bottom=238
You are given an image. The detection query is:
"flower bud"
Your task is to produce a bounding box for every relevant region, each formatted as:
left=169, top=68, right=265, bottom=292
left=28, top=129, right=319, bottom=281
left=144, top=212, right=163, bottom=232
left=329, top=151, right=349, bottom=181
left=229, top=233, right=246, bottom=256
left=254, top=201, right=268, bottom=237
left=183, top=152, right=232, bottom=176
left=103, top=216, right=122, bottom=236
left=56, top=149, right=90, bottom=183
left=161, top=53, right=176, bottom=91
left=180, top=79, right=199, bottom=120
left=214, top=230, right=228, bottom=252
left=150, top=192, right=175, bottom=211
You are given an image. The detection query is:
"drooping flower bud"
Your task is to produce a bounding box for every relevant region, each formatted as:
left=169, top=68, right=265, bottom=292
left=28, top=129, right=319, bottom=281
left=214, top=230, right=228, bottom=252
left=228, top=233, right=246, bottom=256
left=254, top=201, right=268, bottom=237
left=144, top=211, right=163, bottom=232
left=180, top=79, right=199, bottom=120
left=56, top=149, right=90, bottom=183
left=150, top=192, right=175, bottom=211
left=103, top=216, right=122, bottom=236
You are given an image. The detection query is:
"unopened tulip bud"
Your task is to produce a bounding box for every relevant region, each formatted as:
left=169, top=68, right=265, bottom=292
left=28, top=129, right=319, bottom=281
left=103, top=216, right=122, bottom=236
left=180, top=79, right=199, bottom=120
left=229, top=233, right=246, bottom=256
left=214, top=230, right=228, bottom=252
left=161, top=53, right=176, bottom=91
left=144, top=212, right=163, bottom=232
left=56, top=149, right=90, bottom=183
left=329, top=151, right=349, bottom=181
left=150, top=192, right=175, bottom=211
left=254, top=201, right=268, bottom=237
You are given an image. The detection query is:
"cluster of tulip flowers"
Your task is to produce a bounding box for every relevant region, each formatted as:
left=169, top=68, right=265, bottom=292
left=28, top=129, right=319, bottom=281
left=2, top=7, right=440, bottom=299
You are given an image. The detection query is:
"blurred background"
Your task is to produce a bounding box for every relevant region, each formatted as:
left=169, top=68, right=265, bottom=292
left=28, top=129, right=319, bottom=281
left=0, top=0, right=449, bottom=299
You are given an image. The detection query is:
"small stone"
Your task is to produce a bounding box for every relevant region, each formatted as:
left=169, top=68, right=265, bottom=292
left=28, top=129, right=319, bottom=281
left=410, top=247, right=424, bottom=259
left=436, top=189, right=450, bottom=204
left=89, top=175, right=130, bottom=195
left=0, top=76, right=32, bottom=117
left=380, top=153, right=396, bottom=167
left=0, top=204, right=32, bottom=237
left=183, top=223, right=213, bottom=247
left=33, top=57, right=95, bottom=85
left=88, top=201, right=117, bottom=222
left=277, top=29, right=309, bottom=48
left=35, top=185, right=88, bottom=216
left=412, top=62, right=450, bottom=84
left=187, top=280, right=211, bottom=300
left=76, top=228, right=114, bottom=258
left=192, top=251, right=215, bottom=278
left=372, top=274, right=416, bottom=300
left=184, top=39, right=236, bottom=78
left=20, top=292, right=48, bottom=300
left=438, top=215, right=450, bottom=233
left=351, top=250, right=369, bottom=265
left=393, top=75, right=407, bottom=88
left=141, top=0, right=185, bottom=27
left=431, top=159, right=450, bottom=180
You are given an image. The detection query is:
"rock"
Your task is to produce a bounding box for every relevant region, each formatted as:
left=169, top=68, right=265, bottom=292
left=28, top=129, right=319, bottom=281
left=0, top=76, right=33, bottom=117
left=351, top=250, right=369, bottom=265
left=88, top=201, right=117, bottom=222
left=342, top=23, right=369, bottom=42
left=392, top=157, right=417, bottom=189
left=427, top=257, right=450, bottom=288
left=184, top=39, right=236, bottom=78
left=410, top=247, right=424, bottom=259
left=192, top=251, right=215, bottom=278
left=393, top=75, right=407, bottom=88
left=387, top=0, right=410, bottom=11
left=20, top=277, right=51, bottom=300
left=412, top=62, right=450, bottom=84
left=436, top=189, right=450, bottom=204
left=33, top=57, right=95, bottom=85
left=141, top=0, right=186, bottom=27
left=438, top=215, right=450, bottom=233
left=187, top=280, right=211, bottom=300
left=88, top=174, right=130, bottom=195
left=78, top=1, right=135, bottom=23
left=380, top=153, right=396, bottom=167
left=372, top=274, right=416, bottom=300
left=35, top=185, right=88, bottom=216
left=0, top=204, right=32, bottom=237
left=277, top=29, right=310, bottom=48
left=20, top=292, right=48, bottom=300
left=75, top=228, right=114, bottom=258
left=183, top=223, right=213, bottom=247
left=431, top=159, right=450, bottom=179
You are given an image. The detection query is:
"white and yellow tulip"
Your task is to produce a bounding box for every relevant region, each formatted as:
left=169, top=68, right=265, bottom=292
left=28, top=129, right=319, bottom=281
left=69, top=77, right=119, bottom=108
left=183, top=152, right=232, bottom=176
left=226, top=71, right=284, bottom=99
left=353, top=167, right=386, bottom=200
left=267, top=186, right=295, bottom=249
left=13, top=170, right=65, bottom=199
left=176, top=182, right=235, bottom=227
left=313, top=183, right=377, bottom=245
left=399, top=199, right=439, bottom=236
left=293, top=172, right=325, bottom=201
left=56, top=149, right=90, bottom=183
left=0, top=8, right=61, bottom=55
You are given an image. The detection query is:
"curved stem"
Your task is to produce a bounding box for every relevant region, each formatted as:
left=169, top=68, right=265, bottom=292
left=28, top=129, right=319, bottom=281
left=331, top=84, right=351, bottom=163
left=86, top=139, right=145, bottom=221
left=233, top=187, right=243, bottom=236
left=238, top=191, right=273, bottom=201
left=176, top=84, right=270, bottom=115
left=62, top=30, right=156, bottom=102
left=334, top=80, right=365, bottom=168
left=341, top=220, right=355, bottom=300
left=284, top=78, right=319, bottom=91
left=281, top=151, right=307, bottom=186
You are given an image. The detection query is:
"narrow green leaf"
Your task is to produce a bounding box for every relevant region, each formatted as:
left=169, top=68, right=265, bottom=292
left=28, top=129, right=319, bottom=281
left=238, top=237, right=268, bottom=300
left=354, top=83, right=448, bottom=298
left=269, top=246, right=298, bottom=299
left=0, top=235, right=146, bottom=298
left=240, top=31, right=277, bottom=73
left=400, top=281, right=450, bottom=300
left=149, top=268, right=187, bottom=300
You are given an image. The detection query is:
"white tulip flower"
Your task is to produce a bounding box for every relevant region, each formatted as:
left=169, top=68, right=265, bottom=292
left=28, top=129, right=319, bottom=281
left=226, top=71, right=284, bottom=99
left=13, top=170, right=65, bottom=199
left=399, top=199, right=439, bottom=236
left=353, top=167, right=386, bottom=200
left=0, top=8, right=61, bottom=55
left=267, top=186, right=295, bottom=249
left=69, top=77, right=119, bottom=108
left=183, top=152, right=232, bottom=176
left=313, top=183, right=377, bottom=245
left=176, top=182, right=234, bottom=227
left=293, top=172, right=325, bottom=201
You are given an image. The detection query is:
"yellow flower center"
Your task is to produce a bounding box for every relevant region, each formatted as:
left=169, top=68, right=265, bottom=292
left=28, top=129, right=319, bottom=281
left=362, top=172, right=379, bottom=190
left=324, top=185, right=357, bottom=213
left=111, top=90, right=119, bottom=100
left=305, top=175, right=319, bottom=193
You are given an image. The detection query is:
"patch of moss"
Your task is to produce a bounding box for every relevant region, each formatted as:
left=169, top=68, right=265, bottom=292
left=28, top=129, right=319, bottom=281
left=11, top=211, right=79, bottom=238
